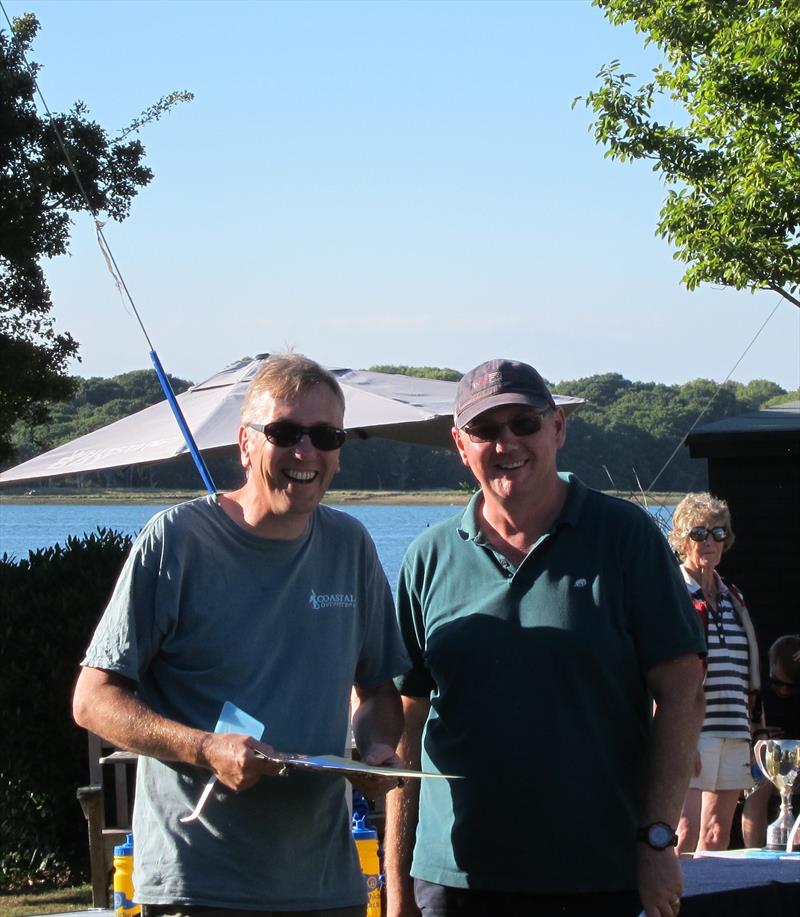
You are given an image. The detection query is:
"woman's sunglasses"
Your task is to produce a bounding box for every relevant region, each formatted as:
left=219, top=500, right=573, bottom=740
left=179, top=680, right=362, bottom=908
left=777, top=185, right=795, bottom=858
left=688, top=526, right=728, bottom=543
left=462, top=411, right=550, bottom=444
left=247, top=421, right=347, bottom=451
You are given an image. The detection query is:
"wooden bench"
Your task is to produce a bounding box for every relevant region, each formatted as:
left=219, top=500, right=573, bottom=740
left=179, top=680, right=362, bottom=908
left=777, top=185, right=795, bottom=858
left=76, top=733, right=138, bottom=908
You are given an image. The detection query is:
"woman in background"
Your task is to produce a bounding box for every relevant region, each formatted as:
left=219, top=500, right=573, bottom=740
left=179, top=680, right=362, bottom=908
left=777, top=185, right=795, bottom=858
left=669, top=492, right=761, bottom=853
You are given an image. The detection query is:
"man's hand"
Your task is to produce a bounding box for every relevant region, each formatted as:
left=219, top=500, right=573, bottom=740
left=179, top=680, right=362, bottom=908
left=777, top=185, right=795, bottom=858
left=199, top=733, right=285, bottom=791
left=350, top=679, right=404, bottom=798
left=637, top=846, right=682, bottom=917
left=349, top=743, right=405, bottom=798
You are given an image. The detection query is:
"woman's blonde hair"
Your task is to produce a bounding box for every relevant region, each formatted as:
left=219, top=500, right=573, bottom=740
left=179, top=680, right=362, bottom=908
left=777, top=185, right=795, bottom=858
left=668, top=492, right=735, bottom=558
left=241, top=353, right=345, bottom=424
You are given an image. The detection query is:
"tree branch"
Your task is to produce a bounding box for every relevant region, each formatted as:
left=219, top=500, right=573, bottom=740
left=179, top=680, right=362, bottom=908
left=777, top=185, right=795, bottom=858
left=767, top=283, right=800, bottom=310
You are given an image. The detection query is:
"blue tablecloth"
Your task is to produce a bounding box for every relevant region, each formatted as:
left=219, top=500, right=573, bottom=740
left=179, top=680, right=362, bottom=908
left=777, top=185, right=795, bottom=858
left=682, top=855, right=800, bottom=917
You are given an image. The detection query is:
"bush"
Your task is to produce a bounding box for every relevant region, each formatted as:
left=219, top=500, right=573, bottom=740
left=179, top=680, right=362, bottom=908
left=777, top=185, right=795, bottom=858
left=0, top=530, right=133, bottom=890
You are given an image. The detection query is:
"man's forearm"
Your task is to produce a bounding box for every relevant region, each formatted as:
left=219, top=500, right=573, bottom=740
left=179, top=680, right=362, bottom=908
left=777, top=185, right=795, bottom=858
left=636, top=654, right=705, bottom=917
left=351, top=680, right=404, bottom=757
left=73, top=666, right=211, bottom=766
left=72, top=666, right=283, bottom=789
left=642, top=660, right=706, bottom=826
left=384, top=696, right=428, bottom=917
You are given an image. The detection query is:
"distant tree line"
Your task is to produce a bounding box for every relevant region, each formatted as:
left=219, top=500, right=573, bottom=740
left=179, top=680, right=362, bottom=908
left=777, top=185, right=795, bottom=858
left=3, top=367, right=795, bottom=494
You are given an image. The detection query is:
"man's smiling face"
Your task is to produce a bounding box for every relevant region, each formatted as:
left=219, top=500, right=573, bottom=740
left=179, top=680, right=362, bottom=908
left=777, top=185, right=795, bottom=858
left=452, top=403, right=566, bottom=505
left=240, top=385, right=344, bottom=522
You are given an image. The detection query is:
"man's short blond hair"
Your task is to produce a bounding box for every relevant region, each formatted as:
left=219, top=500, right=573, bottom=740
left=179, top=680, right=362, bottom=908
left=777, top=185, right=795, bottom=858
left=240, top=353, right=345, bottom=424
left=668, top=491, right=735, bottom=557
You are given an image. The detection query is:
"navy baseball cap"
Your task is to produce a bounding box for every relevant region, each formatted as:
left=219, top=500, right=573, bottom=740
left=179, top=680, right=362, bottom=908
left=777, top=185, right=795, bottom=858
left=454, top=359, right=555, bottom=429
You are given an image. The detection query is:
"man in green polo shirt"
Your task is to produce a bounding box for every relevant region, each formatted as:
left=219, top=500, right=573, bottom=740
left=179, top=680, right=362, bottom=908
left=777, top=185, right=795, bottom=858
left=385, top=358, right=706, bottom=917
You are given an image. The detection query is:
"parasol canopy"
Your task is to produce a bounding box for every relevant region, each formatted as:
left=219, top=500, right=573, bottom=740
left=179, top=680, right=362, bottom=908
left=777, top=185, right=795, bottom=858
left=0, top=355, right=584, bottom=485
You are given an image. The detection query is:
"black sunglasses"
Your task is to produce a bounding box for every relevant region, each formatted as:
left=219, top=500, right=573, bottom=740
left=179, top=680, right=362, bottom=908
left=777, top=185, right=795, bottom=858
left=462, top=411, right=551, bottom=444
left=688, top=526, right=728, bottom=543
left=247, top=421, right=347, bottom=451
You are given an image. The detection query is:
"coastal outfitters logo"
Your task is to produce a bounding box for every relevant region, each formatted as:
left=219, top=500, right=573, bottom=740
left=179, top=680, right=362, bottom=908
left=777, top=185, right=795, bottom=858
left=309, top=588, right=356, bottom=611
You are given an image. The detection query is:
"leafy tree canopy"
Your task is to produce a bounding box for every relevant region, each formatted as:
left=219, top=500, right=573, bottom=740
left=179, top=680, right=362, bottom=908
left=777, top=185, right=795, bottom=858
left=369, top=364, right=463, bottom=382
left=578, top=0, right=800, bottom=308
left=10, top=370, right=193, bottom=464
left=0, top=13, right=192, bottom=461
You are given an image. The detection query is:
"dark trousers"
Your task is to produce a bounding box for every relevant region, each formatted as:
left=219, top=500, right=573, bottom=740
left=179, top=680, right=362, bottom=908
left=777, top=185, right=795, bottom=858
left=414, top=878, right=641, bottom=917
left=143, top=906, right=365, bottom=917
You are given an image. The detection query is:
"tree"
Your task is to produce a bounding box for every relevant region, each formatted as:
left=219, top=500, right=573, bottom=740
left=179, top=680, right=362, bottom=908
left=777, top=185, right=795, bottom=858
left=0, top=13, right=192, bottom=461
left=369, top=365, right=463, bottom=382
left=578, top=1, right=800, bottom=309
left=8, top=369, right=193, bottom=466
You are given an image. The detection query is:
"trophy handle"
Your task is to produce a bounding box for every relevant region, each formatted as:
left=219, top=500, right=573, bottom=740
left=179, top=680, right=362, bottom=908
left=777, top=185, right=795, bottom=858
left=753, top=739, right=770, bottom=782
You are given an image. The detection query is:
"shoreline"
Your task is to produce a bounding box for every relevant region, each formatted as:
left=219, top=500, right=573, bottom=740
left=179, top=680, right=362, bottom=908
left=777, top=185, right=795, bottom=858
left=0, top=488, right=684, bottom=506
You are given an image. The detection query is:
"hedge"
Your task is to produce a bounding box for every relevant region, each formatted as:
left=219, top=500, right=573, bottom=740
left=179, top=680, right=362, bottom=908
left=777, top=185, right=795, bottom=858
left=0, top=529, right=133, bottom=890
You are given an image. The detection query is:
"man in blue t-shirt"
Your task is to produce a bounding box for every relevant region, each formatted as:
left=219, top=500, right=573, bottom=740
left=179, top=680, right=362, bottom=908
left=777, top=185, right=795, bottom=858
left=384, top=358, right=706, bottom=917
left=73, top=353, right=410, bottom=917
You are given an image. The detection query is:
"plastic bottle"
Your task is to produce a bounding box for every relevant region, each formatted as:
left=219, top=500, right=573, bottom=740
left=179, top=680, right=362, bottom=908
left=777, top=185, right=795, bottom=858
left=352, top=812, right=382, bottom=917
left=113, top=833, right=141, bottom=917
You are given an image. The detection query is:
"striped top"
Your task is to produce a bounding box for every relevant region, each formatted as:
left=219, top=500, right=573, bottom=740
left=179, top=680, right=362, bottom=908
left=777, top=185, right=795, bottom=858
left=682, top=569, right=751, bottom=739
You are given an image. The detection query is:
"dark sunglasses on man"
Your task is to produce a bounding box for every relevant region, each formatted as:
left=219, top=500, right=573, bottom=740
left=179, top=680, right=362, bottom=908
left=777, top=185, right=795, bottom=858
left=247, top=421, right=347, bottom=451
left=462, top=410, right=551, bottom=444
left=688, top=526, right=728, bottom=543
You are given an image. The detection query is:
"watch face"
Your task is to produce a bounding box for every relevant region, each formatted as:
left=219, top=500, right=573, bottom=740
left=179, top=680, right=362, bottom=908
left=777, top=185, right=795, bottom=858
left=648, top=824, right=674, bottom=848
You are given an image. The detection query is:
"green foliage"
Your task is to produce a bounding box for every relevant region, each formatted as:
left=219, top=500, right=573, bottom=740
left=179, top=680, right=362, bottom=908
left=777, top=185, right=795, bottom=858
left=0, top=530, right=134, bottom=889
left=336, top=439, right=463, bottom=491
left=9, top=370, right=193, bottom=465
left=578, top=0, right=800, bottom=308
left=553, top=374, right=786, bottom=491
left=0, top=13, right=192, bottom=462
left=368, top=365, right=463, bottom=382
left=763, top=389, right=800, bottom=408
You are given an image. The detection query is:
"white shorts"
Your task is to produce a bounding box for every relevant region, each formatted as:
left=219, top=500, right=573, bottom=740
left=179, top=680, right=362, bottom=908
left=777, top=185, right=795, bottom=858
left=690, top=735, right=752, bottom=792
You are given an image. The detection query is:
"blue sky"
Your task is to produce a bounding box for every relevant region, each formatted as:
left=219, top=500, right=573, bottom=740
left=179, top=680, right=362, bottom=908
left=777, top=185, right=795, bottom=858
left=9, top=0, right=800, bottom=390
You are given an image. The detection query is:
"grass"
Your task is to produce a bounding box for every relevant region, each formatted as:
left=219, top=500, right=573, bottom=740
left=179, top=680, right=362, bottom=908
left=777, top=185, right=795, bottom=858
left=0, top=488, right=684, bottom=505
left=0, top=885, right=93, bottom=917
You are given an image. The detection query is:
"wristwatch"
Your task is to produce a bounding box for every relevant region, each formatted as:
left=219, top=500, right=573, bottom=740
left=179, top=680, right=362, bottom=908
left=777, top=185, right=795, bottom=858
left=637, top=822, right=678, bottom=850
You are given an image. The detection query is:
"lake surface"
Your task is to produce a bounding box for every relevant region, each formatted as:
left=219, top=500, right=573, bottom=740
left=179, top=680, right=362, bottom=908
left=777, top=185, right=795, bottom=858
left=0, top=502, right=462, bottom=588
left=0, top=500, right=674, bottom=588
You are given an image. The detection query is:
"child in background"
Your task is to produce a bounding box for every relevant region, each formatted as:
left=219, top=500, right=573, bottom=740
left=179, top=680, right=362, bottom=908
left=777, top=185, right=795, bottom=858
left=742, top=635, right=800, bottom=847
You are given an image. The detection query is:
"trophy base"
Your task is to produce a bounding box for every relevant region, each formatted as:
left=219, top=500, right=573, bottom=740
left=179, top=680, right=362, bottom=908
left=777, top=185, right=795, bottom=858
left=765, top=827, right=800, bottom=852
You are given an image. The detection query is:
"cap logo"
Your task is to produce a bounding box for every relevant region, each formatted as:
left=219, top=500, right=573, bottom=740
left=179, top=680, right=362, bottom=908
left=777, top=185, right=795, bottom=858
left=469, top=371, right=504, bottom=400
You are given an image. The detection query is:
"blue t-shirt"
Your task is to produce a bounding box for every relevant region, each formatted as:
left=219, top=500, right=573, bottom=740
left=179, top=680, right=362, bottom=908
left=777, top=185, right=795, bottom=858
left=83, top=495, right=410, bottom=910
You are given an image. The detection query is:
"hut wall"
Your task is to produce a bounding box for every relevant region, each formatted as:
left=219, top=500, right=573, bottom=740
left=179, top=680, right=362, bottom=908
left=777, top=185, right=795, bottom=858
left=705, top=452, right=799, bottom=668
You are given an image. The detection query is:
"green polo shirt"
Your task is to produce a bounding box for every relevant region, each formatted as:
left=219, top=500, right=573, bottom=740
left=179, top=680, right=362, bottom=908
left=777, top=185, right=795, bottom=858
left=396, top=474, right=704, bottom=894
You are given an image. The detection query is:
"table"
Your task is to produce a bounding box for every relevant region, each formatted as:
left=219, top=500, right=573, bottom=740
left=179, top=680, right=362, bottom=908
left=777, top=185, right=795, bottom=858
left=681, top=853, right=800, bottom=917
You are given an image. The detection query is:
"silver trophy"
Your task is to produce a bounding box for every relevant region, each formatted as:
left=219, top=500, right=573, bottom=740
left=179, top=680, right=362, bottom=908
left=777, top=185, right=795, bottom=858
left=753, top=738, right=800, bottom=850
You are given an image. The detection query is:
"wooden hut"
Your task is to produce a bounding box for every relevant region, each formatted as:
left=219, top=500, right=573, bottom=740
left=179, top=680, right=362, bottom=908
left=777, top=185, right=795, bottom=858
left=685, top=402, right=800, bottom=660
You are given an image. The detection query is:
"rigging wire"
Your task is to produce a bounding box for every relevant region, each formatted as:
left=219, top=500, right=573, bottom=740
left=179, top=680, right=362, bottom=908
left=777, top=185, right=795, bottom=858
left=1, top=2, right=216, bottom=493
left=645, top=297, right=783, bottom=495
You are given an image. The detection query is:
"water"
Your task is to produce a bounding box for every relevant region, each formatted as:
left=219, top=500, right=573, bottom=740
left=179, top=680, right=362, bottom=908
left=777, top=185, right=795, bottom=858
left=0, top=499, right=674, bottom=588
left=0, top=501, right=461, bottom=588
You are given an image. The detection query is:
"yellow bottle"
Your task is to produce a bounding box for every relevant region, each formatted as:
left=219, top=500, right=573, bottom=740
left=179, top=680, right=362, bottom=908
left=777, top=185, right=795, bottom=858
left=353, top=814, right=382, bottom=917
left=113, top=833, right=141, bottom=917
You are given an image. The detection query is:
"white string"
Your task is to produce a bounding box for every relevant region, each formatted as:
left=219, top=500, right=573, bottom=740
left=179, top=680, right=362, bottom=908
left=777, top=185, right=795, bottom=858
left=1, top=0, right=154, bottom=348
left=645, top=296, right=784, bottom=494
